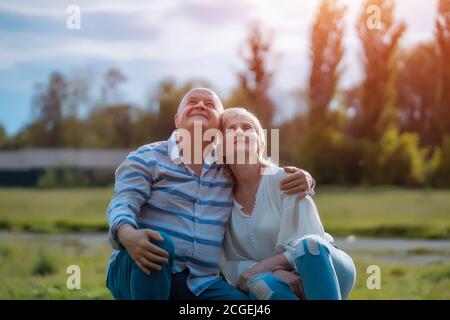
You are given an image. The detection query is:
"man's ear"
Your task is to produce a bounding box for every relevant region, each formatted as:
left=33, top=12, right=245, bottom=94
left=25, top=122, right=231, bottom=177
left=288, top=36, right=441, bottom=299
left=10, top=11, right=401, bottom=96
left=174, top=113, right=180, bottom=129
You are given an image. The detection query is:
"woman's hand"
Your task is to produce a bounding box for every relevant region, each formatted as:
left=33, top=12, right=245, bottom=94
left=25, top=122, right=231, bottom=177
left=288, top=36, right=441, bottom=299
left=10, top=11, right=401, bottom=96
left=117, top=224, right=169, bottom=275
left=273, top=269, right=305, bottom=299
left=236, top=255, right=287, bottom=293
left=236, top=261, right=274, bottom=293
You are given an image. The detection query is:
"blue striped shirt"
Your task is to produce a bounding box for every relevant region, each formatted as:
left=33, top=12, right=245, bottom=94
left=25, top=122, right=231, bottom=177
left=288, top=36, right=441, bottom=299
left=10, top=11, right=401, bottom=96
left=107, top=131, right=234, bottom=296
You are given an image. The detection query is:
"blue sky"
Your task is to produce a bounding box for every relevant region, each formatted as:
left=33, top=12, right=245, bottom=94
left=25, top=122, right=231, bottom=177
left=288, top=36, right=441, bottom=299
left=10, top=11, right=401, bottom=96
left=0, top=0, right=438, bottom=135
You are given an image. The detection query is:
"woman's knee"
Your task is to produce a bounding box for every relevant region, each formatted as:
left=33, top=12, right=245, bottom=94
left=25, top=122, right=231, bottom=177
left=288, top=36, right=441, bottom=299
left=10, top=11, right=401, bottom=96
left=334, top=253, right=356, bottom=299
left=295, top=235, right=330, bottom=258
left=293, top=235, right=356, bottom=300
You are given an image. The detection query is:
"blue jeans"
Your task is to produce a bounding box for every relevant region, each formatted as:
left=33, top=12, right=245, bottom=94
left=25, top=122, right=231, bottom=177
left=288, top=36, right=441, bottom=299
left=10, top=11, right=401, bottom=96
left=248, top=235, right=356, bottom=300
left=106, top=232, right=249, bottom=300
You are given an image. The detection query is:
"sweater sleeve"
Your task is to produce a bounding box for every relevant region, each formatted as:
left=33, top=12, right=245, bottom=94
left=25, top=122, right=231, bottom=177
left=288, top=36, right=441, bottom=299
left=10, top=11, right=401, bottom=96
left=275, top=196, right=332, bottom=265
left=107, top=148, right=157, bottom=249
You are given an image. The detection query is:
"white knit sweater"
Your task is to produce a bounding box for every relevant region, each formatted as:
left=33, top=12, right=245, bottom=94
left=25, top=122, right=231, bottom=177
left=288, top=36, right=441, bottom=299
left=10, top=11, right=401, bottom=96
left=220, top=166, right=333, bottom=285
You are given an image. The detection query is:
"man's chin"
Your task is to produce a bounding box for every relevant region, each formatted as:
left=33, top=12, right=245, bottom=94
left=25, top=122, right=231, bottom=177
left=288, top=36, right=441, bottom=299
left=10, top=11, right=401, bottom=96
left=185, top=119, right=212, bottom=130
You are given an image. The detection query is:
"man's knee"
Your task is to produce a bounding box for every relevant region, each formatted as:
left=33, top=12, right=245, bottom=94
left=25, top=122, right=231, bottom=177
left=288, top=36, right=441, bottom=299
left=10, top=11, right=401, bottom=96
left=154, top=231, right=175, bottom=261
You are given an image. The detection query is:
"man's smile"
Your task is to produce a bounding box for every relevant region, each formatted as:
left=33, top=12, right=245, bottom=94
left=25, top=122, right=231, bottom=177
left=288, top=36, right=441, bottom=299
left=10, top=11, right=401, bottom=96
left=188, top=111, right=209, bottom=120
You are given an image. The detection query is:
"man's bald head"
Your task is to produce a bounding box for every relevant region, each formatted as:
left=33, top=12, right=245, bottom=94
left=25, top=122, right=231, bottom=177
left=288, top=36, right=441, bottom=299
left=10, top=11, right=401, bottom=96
left=174, top=87, right=223, bottom=132
left=177, top=88, right=224, bottom=114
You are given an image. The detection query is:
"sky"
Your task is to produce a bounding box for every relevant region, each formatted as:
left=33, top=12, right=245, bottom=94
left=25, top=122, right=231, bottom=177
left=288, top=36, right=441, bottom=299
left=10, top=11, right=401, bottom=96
left=0, top=0, right=439, bottom=135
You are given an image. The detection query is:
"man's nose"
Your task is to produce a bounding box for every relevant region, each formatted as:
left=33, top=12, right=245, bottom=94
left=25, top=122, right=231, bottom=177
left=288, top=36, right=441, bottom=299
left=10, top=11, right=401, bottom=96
left=194, top=101, right=206, bottom=109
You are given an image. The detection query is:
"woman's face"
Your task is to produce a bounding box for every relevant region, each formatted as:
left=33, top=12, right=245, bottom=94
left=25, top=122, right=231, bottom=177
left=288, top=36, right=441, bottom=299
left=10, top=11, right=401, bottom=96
left=222, top=115, right=260, bottom=165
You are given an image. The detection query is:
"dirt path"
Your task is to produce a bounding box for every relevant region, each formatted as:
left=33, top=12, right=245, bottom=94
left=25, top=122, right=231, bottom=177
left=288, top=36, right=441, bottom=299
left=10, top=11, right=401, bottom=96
left=1, top=232, right=449, bottom=266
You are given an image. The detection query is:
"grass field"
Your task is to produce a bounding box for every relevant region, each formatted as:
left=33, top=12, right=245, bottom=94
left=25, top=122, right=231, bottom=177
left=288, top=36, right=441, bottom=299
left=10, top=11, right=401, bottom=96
left=0, top=233, right=448, bottom=299
left=0, top=234, right=111, bottom=299
left=0, top=186, right=449, bottom=238
left=0, top=186, right=449, bottom=299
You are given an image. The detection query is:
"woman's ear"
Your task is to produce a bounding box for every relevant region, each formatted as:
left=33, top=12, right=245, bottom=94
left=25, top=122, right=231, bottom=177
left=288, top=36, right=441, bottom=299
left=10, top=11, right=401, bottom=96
left=174, top=113, right=180, bottom=129
left=214, top=133, right=224, bottom=160
left=258, top=141, right=266, bottom=163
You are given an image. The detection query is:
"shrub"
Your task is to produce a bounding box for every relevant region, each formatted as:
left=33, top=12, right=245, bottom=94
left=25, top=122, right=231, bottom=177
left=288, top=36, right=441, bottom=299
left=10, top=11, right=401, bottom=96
left=37, top=169, right=89, bottom=188
left=37, top=169, right=59, bottom=189
left=376, top=127, right=426, bottom=185
left=32, top=251, right=57, bottom=276
left=430, top=135, right=450, bottom=187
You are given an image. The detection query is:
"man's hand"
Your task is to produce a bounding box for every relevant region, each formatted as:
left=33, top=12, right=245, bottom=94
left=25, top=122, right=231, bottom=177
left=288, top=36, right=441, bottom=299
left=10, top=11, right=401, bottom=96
left=117, top=224, right=169, bottom=275
left=273, top=269, right=305, bottom=299
left=281, top=166, right=314, bottom=200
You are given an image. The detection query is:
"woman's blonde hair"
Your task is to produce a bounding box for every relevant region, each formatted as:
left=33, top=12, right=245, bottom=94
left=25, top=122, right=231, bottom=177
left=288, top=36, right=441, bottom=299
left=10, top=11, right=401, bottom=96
left=219, top=107, right=274, bottom=182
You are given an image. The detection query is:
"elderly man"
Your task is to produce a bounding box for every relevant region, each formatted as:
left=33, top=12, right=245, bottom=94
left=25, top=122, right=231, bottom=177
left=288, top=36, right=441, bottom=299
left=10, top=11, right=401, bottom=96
left=106, top=88, right=314, bottom=300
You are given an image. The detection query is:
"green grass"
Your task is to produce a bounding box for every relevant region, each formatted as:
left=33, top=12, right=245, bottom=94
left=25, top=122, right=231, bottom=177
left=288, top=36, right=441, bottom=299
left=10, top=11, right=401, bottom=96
left=0, top=187, right=112, bottom=233
left=0, top=235, right=111, bottom=299
left=0, top=186, right=449, bottom=238
left=349, top=260, right=450, bottom=300
left=315, top=186, right=450, bottom=238
left=0, top=186, right=448, bottom=299
left=0, top=234, right=448, bottom=299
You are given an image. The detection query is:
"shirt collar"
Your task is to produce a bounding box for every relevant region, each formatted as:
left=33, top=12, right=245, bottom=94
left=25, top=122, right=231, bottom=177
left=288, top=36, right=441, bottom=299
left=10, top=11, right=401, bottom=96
left=167, top=130, right=220, bottom=167
left=168, top=131, right=183, bottom=165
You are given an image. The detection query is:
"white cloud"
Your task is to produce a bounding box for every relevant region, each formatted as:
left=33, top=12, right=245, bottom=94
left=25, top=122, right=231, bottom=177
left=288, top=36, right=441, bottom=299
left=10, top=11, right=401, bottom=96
left=0, top=0, right=439, bottom=98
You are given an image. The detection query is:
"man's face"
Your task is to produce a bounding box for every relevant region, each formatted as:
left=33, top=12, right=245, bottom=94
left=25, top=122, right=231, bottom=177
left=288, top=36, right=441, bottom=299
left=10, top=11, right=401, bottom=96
left=174, top=89, right=223, bottom=132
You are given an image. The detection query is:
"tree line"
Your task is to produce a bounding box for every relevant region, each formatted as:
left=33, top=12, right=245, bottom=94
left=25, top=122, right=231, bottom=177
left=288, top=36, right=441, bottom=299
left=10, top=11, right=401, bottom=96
left=1, top=0, right=449, bottom=187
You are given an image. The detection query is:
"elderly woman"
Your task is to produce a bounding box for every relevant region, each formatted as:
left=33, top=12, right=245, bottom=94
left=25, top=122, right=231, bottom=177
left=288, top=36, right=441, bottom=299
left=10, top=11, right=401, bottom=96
left=220, top=107, right=356, bottom=300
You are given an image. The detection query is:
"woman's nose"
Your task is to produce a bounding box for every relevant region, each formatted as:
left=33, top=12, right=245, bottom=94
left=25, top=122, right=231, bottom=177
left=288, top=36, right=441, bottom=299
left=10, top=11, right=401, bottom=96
left=235, top=127, right=244, bottom=136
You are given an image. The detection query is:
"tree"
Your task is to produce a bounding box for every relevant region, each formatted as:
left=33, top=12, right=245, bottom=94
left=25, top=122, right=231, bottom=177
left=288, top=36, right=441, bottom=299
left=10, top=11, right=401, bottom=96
left=435, top=0, right=450, bottom=137
left=31, top=72, right=68, bottom=147
left=309, top=0, right=347, bottom=124
left=21, top=70, right=91, bottom=148
left=65, top=69, right=91, bottom=117
left=0, top=123, right=6, bottom=147
left=227, top=23, right=276, bottom=128
left=101, top=68, right=127, bottom=104
left=396, top=43, right=440, bottom=146
left=86, top=104, right=139, bottom=148
left=0, top=124, right=5, bottom=139
left=355, top=0, right=406, bottom=140
left=61, top=116, right=87, bottom=148
left=63, top=70, right=91, bottom=147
